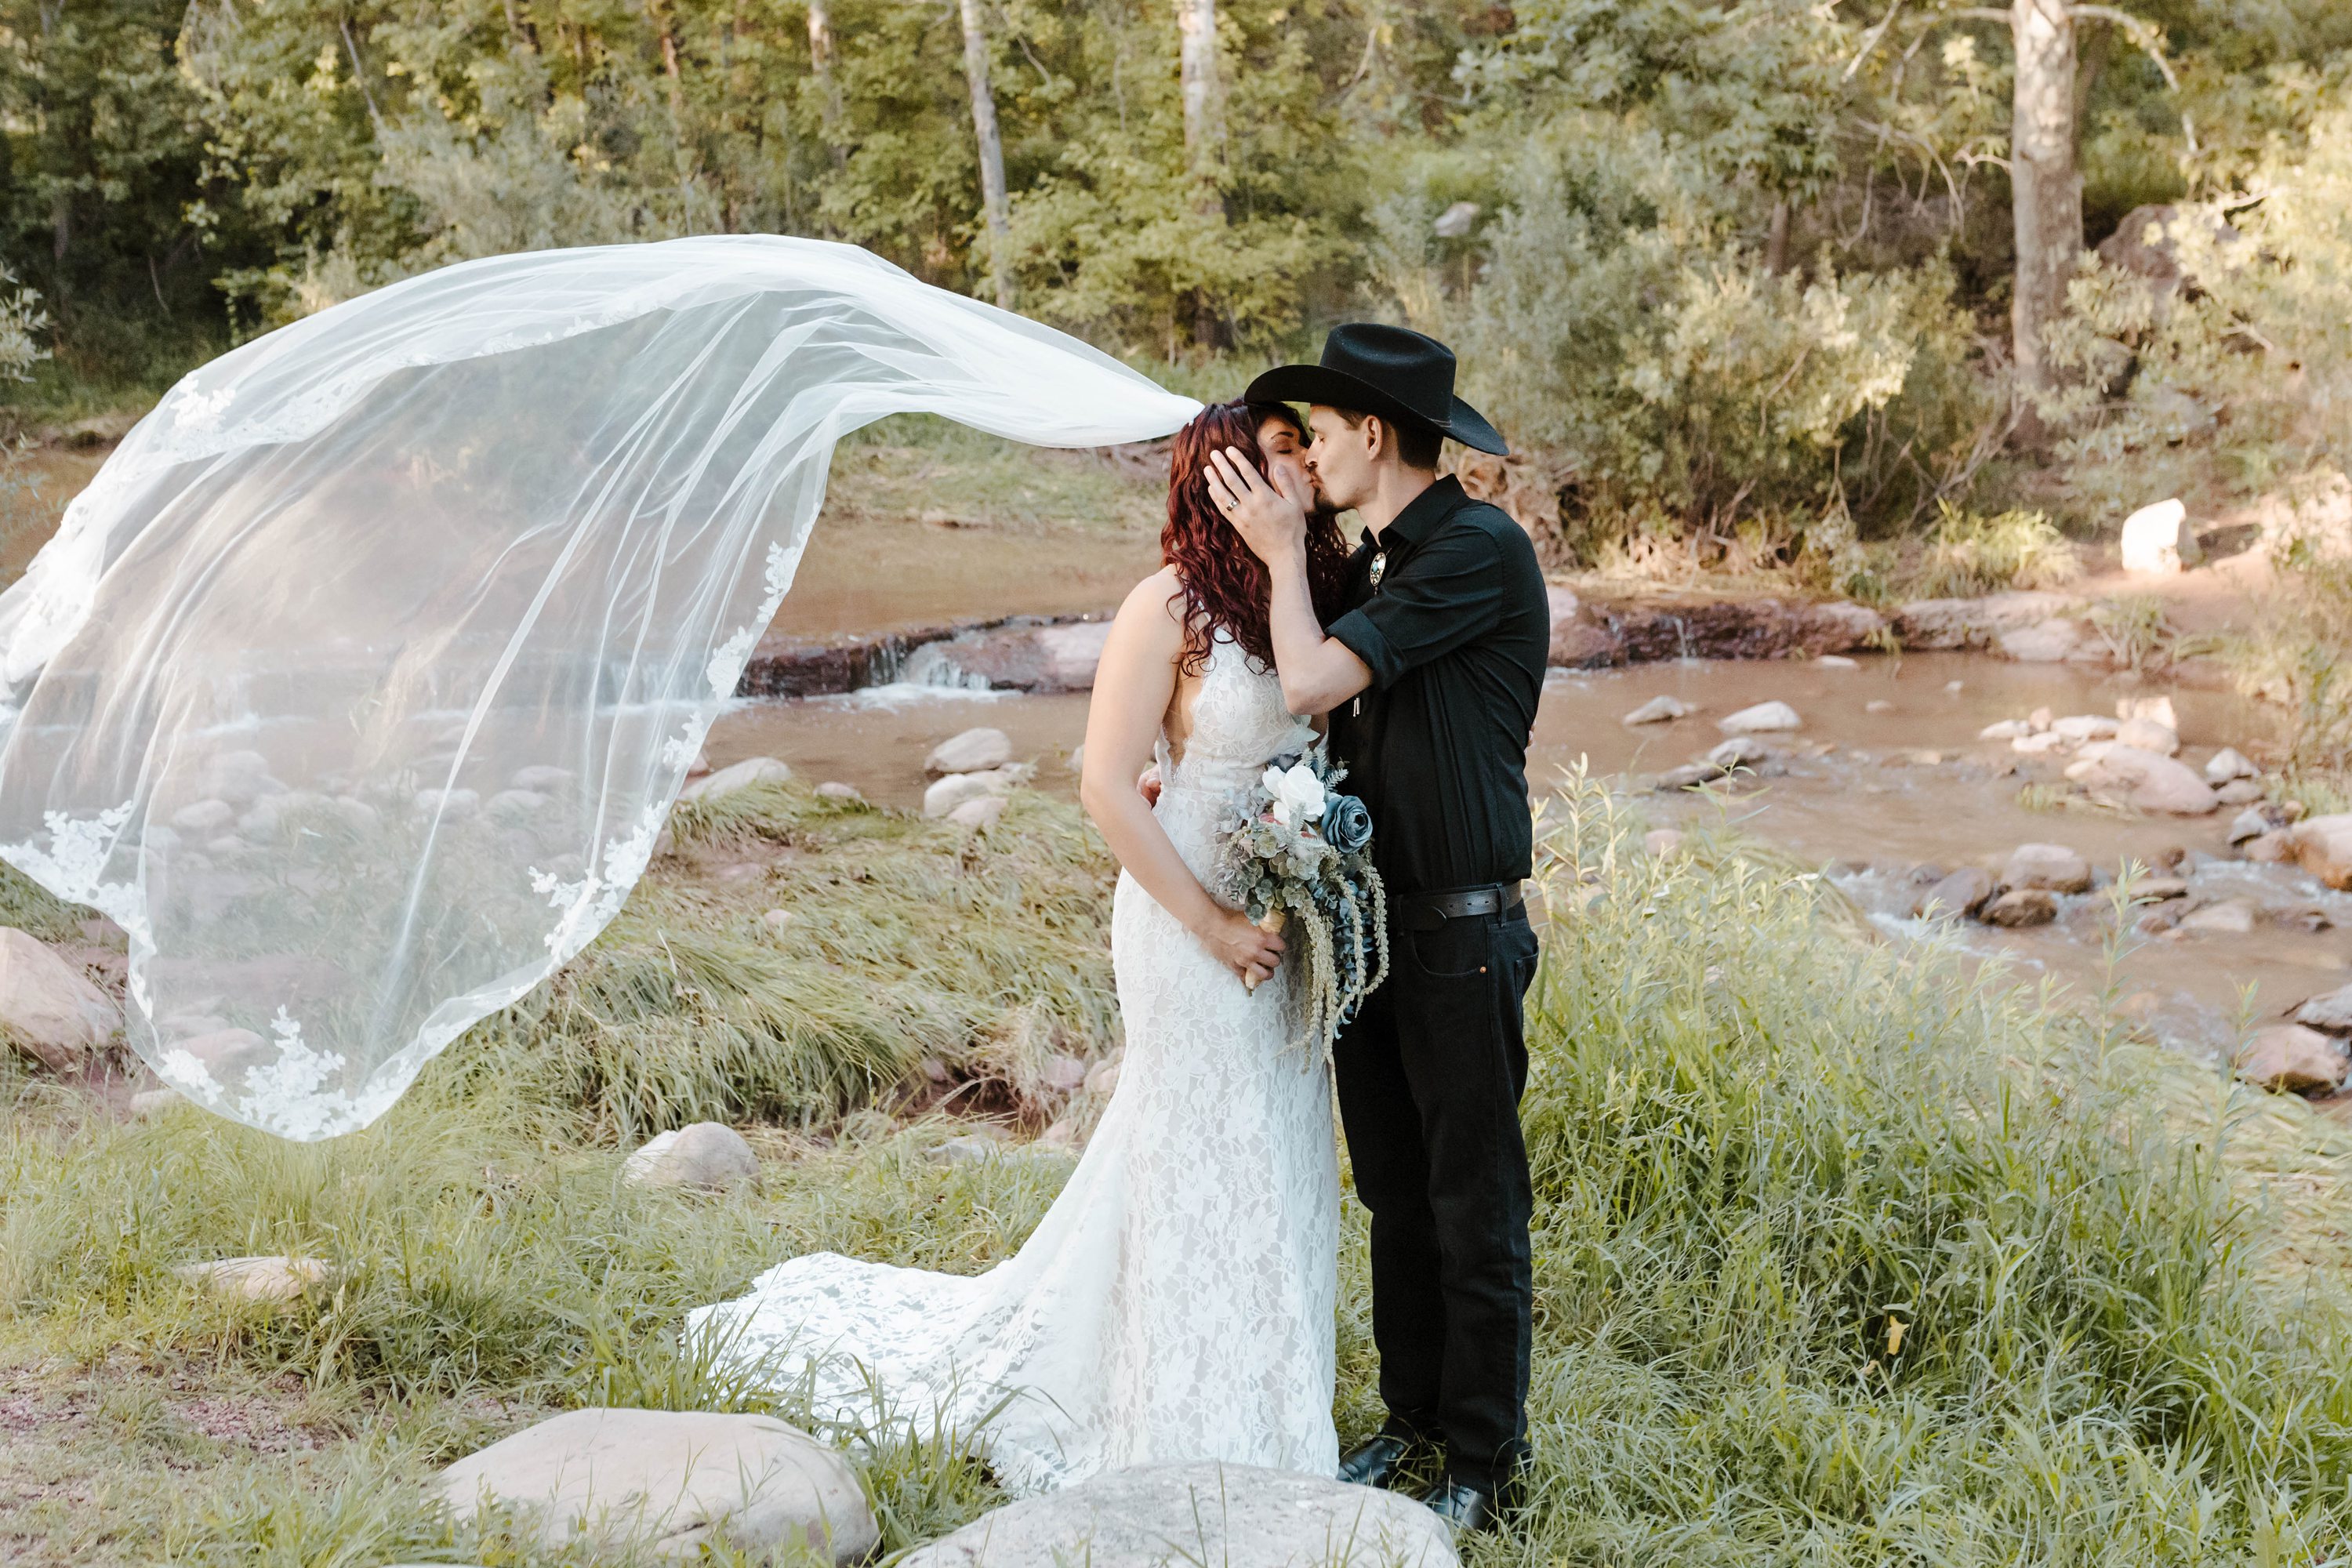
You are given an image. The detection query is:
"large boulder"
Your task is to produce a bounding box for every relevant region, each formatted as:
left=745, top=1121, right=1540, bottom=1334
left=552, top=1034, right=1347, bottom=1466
left=1980, top=888, right=2058, bottom=927
left=2063, top=746, right=2218, bottom=815
left=2235, top=1025, right=2349, bottom=1097
left=439, top=1408, right=877, bottom=1564
left=898, top=1462, right=1457, bottom=1568
left=1548, top=586, right=1623, bottom=667
left=926, top=727, right=1016, bottom=776
left=2288, top=814, right=2352, bottom=891
left=622, top=1123, right=759, bottom=1190
left=679, top=757, right=792, bottom=803
left=2002, top=843, right=2091, bottom=894
left=0, top=927, right=122, bottom=1071
left=1994, top=618, right=2087, bottom=663
left=2120, top=499, right=2203, bottom=574
left=1893, top=591, right=2074, bottom=651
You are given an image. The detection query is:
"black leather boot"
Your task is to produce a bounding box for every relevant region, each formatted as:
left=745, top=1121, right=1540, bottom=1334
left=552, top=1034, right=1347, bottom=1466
left=1417, top=1479, right=1500, bottom=1535
left=1336, top=1432, right=1425, bottom=1489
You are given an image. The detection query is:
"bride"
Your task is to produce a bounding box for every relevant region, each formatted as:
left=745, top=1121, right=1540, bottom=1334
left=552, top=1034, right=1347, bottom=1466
left=691, top=398, right=1354, bottom=1494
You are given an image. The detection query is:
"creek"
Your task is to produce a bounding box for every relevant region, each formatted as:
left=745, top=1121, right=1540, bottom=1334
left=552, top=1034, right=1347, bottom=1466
left=710, top=648, right=2350, bottom=1065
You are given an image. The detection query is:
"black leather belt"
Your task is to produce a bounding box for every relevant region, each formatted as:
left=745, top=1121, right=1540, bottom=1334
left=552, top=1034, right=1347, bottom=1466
left=1397, top=882, right=1526, bottom=929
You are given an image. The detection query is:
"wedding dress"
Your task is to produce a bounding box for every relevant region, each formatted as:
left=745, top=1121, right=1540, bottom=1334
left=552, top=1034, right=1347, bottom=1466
left=691, top=632, right=1340, bottom=1494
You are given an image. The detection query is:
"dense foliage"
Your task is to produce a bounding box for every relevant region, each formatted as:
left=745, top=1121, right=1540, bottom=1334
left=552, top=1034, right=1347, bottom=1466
left=2, top=0, right=2350, bottom=539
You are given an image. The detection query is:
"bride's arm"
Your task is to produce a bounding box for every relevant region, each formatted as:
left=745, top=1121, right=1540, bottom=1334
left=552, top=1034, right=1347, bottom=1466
left=1080, top=572, right=1287, bottom=987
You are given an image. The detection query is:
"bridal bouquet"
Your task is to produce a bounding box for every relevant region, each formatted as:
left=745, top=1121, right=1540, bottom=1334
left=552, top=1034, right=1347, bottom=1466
left=1216, top=745, right=1388, bottom=1064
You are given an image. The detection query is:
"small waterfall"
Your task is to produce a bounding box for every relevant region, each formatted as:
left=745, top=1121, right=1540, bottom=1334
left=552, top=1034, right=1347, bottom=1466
left=895, top=641, right=996, bottom=692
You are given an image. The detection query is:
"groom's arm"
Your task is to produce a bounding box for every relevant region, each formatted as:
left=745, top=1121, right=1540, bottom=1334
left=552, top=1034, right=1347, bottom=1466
left=1206, top=449, right=1373, bottom=717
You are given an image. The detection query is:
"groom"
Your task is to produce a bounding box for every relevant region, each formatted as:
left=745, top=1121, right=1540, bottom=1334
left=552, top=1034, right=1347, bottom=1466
left=1206, top=325, right=1549, bottom=1534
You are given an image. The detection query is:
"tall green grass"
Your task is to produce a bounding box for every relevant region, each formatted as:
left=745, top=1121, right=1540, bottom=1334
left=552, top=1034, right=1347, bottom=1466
left=4, top=779, right=2349, bottom=1565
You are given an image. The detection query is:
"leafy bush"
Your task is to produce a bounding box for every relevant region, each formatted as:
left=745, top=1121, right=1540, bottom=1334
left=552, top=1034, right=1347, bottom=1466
left=1903, top=503, right=2082, bottom=600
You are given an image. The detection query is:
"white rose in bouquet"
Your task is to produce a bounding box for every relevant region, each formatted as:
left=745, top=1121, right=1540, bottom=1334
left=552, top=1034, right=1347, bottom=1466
left=1264, top=762, right=1327, bottom=831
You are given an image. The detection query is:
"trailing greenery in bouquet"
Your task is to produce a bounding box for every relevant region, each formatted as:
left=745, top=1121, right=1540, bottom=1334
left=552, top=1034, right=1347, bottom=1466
left=1215, top=745, right=1388, bottom=1063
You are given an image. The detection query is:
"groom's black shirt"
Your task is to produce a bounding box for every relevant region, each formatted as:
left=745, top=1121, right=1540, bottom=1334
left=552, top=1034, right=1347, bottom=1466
left=1325, top=476, right=1549, bottom=898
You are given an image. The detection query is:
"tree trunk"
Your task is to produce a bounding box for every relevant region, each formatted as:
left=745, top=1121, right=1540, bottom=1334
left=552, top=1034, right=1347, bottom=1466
left=806, top=0, right=845, bottom=164
left=1176, top=0, right=1225, bottom=218
left=2009, top=0, right=2082, bottom=444
left=956, top=0, right=1013, bottom=310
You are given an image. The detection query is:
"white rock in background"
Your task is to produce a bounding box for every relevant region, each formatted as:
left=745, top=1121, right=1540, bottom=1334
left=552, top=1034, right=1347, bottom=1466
left=1978, top=719, right=2031, bottom=741
left=2179, top=898, right=2257, bottom=935
left=2120, top=498, right=2204, bottom=574
left=2226, top=808, right=2273, bottom=845
left=2002, top=843, right=2092, bottom=893
left=1815, top=654, right=1860, bottom=670
left=0, top=928, right=122, bottom=1071
left=2117, top=695, right=2179, bottom=730
left=815, top=781, right=862, bottom=801
left=2115, top=716, right=2180, bottom=756
left=948, top=796, right=1009, bottom=830
left=898, top=1462, right=1457, bottom=1568
left=2065, top=745, right=2218, bottom=815
left=1623, top=695, right=1692, bottom=726
left=1433, top=200, right=1482, bottom=238
left=923, top=770, right=1018, bottom=819
left=680, top=757, right=792, bottom=802
left=2215, top=779, right=2265, bottom=805
left=2204, top=747, right=2259, bottom=784
left=2012, top=731, right=2067, bottom=755
left=2053, top=715, right=2119, bottom=742
left=439, top=1408, right=877, bottom=1565
left=622, top=1123, right=759, bottom=1190
left=1717, top=700, right=1801, bottom=735
left=2235, top=1025, right=2348, bottom=1096
left=926, top=728, right=1015, bottom=775
left=2294, top=984, right=2352, bottom=1035
left=174, top=1255, right=331, bottom=1304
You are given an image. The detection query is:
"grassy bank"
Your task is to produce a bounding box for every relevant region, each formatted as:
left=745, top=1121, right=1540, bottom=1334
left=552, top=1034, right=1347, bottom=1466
left=4, top=780, right=2350, bottom=1565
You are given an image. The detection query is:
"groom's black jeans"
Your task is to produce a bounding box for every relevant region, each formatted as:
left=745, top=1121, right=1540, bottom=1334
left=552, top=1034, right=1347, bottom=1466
left=1334, top=900, right=1539, bottom=1498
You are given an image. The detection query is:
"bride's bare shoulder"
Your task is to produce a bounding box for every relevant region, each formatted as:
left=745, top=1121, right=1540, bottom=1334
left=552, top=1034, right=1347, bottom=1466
left=1112, top=566, right=1186, bottom=635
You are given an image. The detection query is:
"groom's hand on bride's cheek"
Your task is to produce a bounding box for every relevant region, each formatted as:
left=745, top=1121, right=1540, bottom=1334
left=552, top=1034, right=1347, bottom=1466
left=1204, top=448, right=1306, bottom=564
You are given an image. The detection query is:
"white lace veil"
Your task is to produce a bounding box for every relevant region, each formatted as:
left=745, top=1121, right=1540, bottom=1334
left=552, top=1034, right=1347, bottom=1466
left=0, top=237, right=1199, bottom=1139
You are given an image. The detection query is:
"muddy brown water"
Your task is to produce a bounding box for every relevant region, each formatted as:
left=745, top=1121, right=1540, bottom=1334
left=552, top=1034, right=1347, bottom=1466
left=710, top=651, right=2350, bottom=1060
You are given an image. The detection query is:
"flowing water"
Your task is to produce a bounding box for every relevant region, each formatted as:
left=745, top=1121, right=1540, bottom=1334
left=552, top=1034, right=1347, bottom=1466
left=710, top=651, right=2350, bottom=1061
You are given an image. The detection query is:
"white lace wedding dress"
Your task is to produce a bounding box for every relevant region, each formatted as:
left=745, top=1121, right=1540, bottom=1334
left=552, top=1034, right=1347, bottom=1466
left=691, top=633, right=1341, bottom=1494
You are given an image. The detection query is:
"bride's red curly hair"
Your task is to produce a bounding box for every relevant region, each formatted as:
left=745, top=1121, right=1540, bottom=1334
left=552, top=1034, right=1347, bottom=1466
left=1163, top=401, right=1350, bottom=677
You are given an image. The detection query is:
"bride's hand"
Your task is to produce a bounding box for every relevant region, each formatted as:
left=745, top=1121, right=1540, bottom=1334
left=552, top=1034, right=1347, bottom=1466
left=1196, top=907, right=1285, bottom=987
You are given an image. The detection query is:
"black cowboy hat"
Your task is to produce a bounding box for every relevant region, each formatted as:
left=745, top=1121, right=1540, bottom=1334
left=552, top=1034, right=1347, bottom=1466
left=1243, top=323, right=1508, bottom=456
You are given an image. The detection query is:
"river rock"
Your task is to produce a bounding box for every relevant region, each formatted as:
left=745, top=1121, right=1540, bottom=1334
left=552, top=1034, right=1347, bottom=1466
left=1656, top=763, right=1718, bottom=790
left=1980, top=888, right=2058, bottom=927
left=680, top=757, right=792, bottom=802
left=2227, top=808, right=2275, bottom=845
left=1996, top=618, right=2087, bottom=663
left=2053, top=715, right=2119, bottom=742
left=2063, top=746, right=2217, bottom=815
left=1978, top=719, right=2031, bottom=741
left=2179, top=898, right=2257, bottom=935
left=1718, top=700, right=1800, bottom=735
left=2214, top=779, right=2263, bottom=805
left=2120, top=498, right=2203, bottom=574
left=2204, top=747, right=2258, bottom=784
left=2134, top=877, right=2191, bottom=902
left=924, top=770, right=1018, bottom=819
left=2012, top=731, right=2067, bottom=756
left=1623, top=695, right=1691, bottom=726
left=1705, top=736, right=1780, bottom=772
left=2244, top=829, right=2297, bottom=864
left=1642, top=828, right=1686, bottom=858
left=2118, top=695, right=2179, bottom=729
left=897, top=1462, right=1457, bottom=1568
left=440, top=1408, right=876, bottom=1564
left=1816, top=653, right=1860, bottom=669
left=0, top=928, right=122, bottom=1071
left=174, top=1255, right=332, bottom=1305
left=171, top=799, right=237, bottom=835
left=2292, top=984, right=2352, bottom=1034
left=948, top=796, right=1009, bottom=829
left=2003, top=844, right=2092, bottom=894
left=2288, top=814, right=2352, bottom=890
left=2116, top=716, right=2180, bottom=756
left=2234, top=1025, right=2348, bottom=1096
left=413, top=787, right=480, bottom=819
left=1912, top=866, right=1994, bottom=920
left=1893, top=591, right=2073, bottom=651
left=927, top=728, right=1015, bottom=775
left=622, top=1123, right=759, bottom=1190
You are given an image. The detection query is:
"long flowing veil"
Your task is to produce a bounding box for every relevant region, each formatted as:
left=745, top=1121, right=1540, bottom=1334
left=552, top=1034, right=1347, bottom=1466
left=0, top=236, right=1199, bottom=1140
